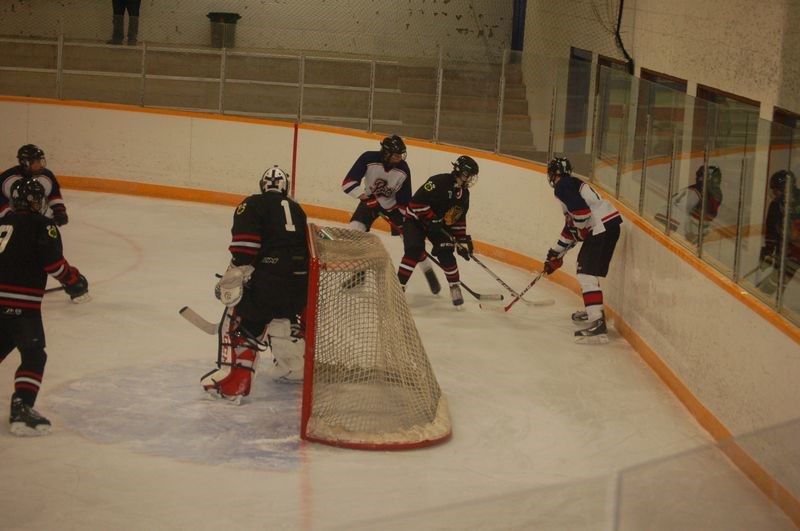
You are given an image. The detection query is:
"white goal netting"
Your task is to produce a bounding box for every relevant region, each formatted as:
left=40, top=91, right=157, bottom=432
left=301, top=225, right=451, bottom=450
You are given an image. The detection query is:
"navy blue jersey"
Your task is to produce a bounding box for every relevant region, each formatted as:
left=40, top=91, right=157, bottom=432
left=552, top=174, right=621, bottom=254
left=0, top=166, right=65, bottom=219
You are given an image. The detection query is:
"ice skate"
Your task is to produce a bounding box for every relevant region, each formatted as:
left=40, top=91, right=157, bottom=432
left=449, top=282, right=464, bottom=309
left=423, top=268, right=441, bottom=294
left=571, top=310, right=588, bottom=323
left=9, top=396, right=51, bottom=436
left=574, top=314, right=609, bottom=344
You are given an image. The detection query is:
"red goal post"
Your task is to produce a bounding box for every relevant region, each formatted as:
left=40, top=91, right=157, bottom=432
left=300, top=224, right=452, bottom=450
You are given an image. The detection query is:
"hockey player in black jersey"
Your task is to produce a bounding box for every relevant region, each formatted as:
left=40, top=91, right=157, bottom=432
left=342, top=135, right=440, bottom=293
left=398, top=155, right=479, bottom=308
left=202, top=166, right=310, bottom=402
left=1, top=144, right=69, bottom=226
left=0, top=178, right=89, bottom=436
left=542, top=157, right=622, bottom=344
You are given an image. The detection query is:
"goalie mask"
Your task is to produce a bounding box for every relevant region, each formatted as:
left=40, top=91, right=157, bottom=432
left=10, top=178, right=46, bottom=212
left=260, top=166, right=290, bottom=195
left=17, top=144, right=46, bottom=176
left=452, top=155, right=479, bottom=188
left=547, top=157, right=572, bottom=187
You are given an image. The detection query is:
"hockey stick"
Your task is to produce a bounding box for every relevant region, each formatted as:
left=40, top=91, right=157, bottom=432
left=439, top=228, right=555, bottom=307
left=179, top=306, right=218, bottom=335
left=374, top=211, right=503, bottom=302
left=480, top=272, right=544, bottom=313
left=45, top=286, right=65, bottom=294
left=425, top=253, right=503, bottom=301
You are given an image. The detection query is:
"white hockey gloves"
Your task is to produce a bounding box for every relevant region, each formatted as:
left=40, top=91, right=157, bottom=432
left=215, top=264, right=255, bottom=307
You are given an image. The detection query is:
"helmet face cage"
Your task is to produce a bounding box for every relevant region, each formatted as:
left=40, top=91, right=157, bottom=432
left=452, top=155, right=479, bottom=188
left=770, top=170, right=795, bottom=193
left=547, top=157, right=572, bottom=187
left=696, top=165, right=722, bottom=187
left=380, top=135, right=407, bottom=162
left=260, top=166, right=290, bottom=195
left=10, top=178, right=46, bottom=212
left=17, top=144, right=46, bottom=172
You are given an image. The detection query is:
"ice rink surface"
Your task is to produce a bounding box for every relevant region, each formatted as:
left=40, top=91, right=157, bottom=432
left=0, top=191, right=793, bottom=530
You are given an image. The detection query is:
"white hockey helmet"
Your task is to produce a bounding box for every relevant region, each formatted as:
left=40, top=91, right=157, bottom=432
left=260, top=165, right=290, bottom=195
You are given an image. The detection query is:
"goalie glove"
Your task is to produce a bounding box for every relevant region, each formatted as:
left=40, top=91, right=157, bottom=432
left=543, top=248, right=563, bottom=275
left=215, top=265, right=255, bottom=307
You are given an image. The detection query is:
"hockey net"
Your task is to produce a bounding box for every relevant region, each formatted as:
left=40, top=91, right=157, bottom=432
left=301, top=225, right=451, bottom=450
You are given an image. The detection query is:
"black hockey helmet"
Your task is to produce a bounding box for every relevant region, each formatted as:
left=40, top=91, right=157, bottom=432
left=17, top=144, right=46, bottom=174
left=695, top=164, right=722, bottom=187
left=260, top=165, right=290, bottom=195
left=452, top=155, right=479, bottom=187
left=379, top=135, right=407, bottom=162
left=9, top=177, right=46, bottom=212
left=769, top=169, right=796, bottom=193
left=547, top=157, right=572, bottom=187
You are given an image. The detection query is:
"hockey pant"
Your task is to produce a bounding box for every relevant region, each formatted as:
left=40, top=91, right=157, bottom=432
left=0, top=314, right=47, bottom=407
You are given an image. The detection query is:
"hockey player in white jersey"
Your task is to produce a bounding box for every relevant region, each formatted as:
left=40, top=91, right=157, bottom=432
left=341, top=135, right=440, bottom=294
left=541, top=157, right=622, bottom=344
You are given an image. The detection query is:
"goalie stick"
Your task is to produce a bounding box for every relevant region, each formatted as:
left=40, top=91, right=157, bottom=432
left=179, top=306, right=219, bottom=335
left=480, top=272, right=545, bottom=313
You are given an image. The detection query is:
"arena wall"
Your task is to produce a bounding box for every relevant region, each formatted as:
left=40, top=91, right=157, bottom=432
left=1, top=97, right=798, bottom=520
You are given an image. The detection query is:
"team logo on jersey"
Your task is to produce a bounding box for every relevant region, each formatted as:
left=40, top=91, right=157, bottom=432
left=424, top=181, right=436, bottom=192
left=444, top=205, right=463, bottom=225
left=236, top=202, right=247, bottom=215
left=47, top=225, right=58, bottom=239
left=371, top=178, right=391, bottom=197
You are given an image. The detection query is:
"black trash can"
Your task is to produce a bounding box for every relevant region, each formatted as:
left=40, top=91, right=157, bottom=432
left=207, top=12, right=241, bottom=48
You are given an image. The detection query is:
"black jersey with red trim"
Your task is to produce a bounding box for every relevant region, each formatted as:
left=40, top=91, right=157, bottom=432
left=0, top=210, right=71, bottom=313
left=228, top=192, right=309, bottom=273
left=406, top=173, right=470, bottom=236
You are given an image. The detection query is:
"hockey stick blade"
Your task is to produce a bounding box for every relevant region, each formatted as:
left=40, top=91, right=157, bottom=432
left=179, top=306, right=218, bottom=335
left=478, top=302, right=508, bottom=312
left=522, top=298, right=556, bottom=307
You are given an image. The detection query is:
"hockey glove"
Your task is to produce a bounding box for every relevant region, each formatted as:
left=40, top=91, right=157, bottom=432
left=386, top=209, right=405, bottom=236
left=543, top=248, right=563, bottom=275
left=568, top=226, right=590, bottom=241
left=61, top=266, right=89, bottom=301
left=215, top=265, right=255, bottom=307
left=456, top=235, right=473, bottom=261
left=52, top=205, right=68, bottom=226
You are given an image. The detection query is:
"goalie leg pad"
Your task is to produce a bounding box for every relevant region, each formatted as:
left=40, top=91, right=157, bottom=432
left=202, top=321, right=267, bottom=402
left=265, top=318, right=305, bottom=383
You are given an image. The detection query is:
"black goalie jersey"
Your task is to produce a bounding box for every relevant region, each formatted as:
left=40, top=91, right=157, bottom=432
left=0, top=211, right=71, bottom=313
left=229, top=193, right=309, bottom=273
